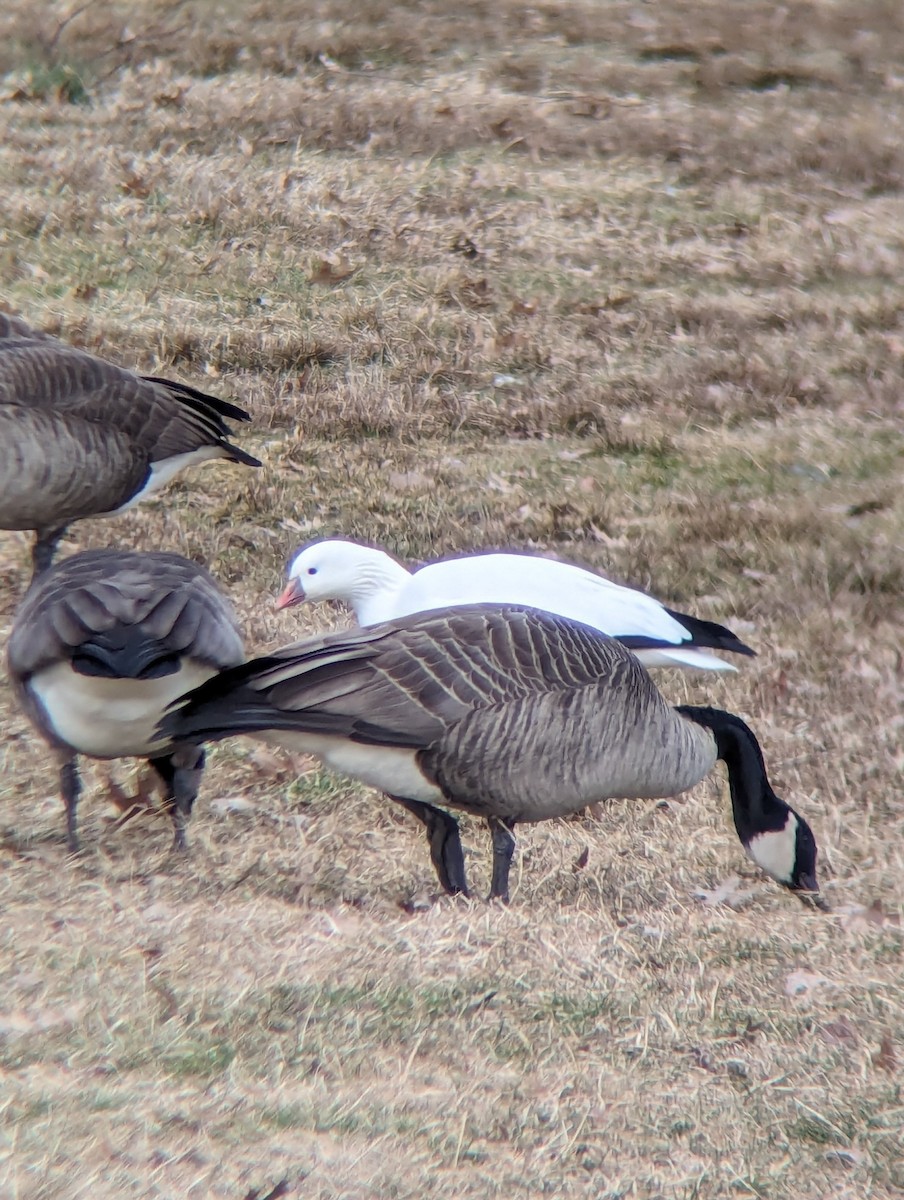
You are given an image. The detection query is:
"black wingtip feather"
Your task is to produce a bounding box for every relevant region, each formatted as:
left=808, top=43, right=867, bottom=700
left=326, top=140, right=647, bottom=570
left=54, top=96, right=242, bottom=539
left=158, top=660, right=367, bottom=747
left=141, top=375, right=254, bottom=424
left=156, top=654, right=291, bottom=741
left=141, top=375, right=262, bottom=467
left=662, top=608, right=757, bottom=657
left=223, top=443, right=263, bottom=468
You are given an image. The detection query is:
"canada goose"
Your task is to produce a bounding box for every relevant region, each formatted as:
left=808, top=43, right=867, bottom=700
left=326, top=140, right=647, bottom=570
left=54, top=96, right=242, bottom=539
left=7, top=548, right=245, bottom=851
left=160, top=605, right=822, bottom=907
left=0, top=313, right=261, bottom=578
left=277, top=540, right=754, bottom=672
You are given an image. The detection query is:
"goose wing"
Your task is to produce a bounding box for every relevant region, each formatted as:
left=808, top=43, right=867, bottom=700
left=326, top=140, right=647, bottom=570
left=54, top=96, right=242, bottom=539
left=8, top=549, right=245, bottom=681
left=162, top=606, right=710, bottom=821
left=0, top=333, right=260, bottom=466
left=0, top=407, right=150, bottom=530
left=163, top=605, right=640, bottom=748
left=399, top=553, right=752, bottom=666
left=400, top=555, right=695, bottom=643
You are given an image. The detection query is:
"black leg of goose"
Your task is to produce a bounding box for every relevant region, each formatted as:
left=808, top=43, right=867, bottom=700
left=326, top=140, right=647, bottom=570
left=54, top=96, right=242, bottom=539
left=32, top=524, right=68, bottom=580
left=149, top=747, right=205, bottom=851
left=388, top=795, right=469, bottom=896
left=488, top=816, right=517, bottom=903
left=60, top=758, right=82, bottom=853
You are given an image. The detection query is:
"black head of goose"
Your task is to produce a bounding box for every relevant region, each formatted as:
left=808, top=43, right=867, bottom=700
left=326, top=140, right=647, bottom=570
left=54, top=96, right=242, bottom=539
left=0, top=313, right=261, bottom=579
left=7, top=548, right=245, bottom=851
left=158, top=605, right=825, bottom=908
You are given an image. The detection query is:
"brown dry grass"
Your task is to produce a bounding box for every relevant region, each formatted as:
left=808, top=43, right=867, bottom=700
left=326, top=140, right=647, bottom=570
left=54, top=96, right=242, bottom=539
left=0, top=1, right=902, bottom=1197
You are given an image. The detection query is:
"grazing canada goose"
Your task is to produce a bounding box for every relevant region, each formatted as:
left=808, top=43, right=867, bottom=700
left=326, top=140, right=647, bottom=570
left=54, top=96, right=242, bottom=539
left=7, top=549, right=245, bottom=851
left=0, top=313, right=261, bottom=578
left=278, top=539, right=755, bottom=672
left=160, top=605, right=822, bottom=907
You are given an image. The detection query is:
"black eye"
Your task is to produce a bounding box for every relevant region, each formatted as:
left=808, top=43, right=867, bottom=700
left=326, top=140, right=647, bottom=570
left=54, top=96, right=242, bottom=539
left=307, top=567, right=318, bottom=575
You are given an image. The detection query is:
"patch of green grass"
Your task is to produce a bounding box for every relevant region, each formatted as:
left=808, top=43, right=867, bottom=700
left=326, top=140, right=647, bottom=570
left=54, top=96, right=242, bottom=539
left=160, top=1038, right=236, bottom=1078
left=786, top=1114, right=850, bottom=1146
left=14, top=62, right=91, bottom=104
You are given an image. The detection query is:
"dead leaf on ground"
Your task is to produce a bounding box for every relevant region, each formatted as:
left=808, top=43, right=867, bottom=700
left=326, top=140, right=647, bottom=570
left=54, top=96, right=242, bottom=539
left=872, top=1034, right=898, bottom=1074
left=154, top=84, right=187, bottom=108
left=820, top=1018, right=858, bottom=1046
left=450, top=234, right=479, bottom=258
left=121, top=172, right=152, bottom=198
left=309, top=256, right=356, bottom=285
left=244, top=1179, right=293, bottom=1200
left=0, top=1002, right=84, bottom=1038
left=248, top=747, right=291, bottom=778
left=248, top=747, right=318, bottom=779
left=285, top=752, right=319, bottom=775
left=209, top=795, right=256, bottom=815
left=688, top=1046, right=717, bottom=1073
left=388, top=470, right=431, bottom=492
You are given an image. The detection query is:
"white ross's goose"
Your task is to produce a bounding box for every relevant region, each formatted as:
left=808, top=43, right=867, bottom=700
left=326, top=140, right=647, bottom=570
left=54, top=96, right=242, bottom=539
left=277, top=539, right=755, bottom=672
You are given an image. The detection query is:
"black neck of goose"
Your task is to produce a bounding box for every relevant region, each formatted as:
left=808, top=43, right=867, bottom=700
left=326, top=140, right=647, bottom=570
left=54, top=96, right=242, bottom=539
left=676, top=705, right=788, bottom=843
left=678, top=706, right=823, bottom=906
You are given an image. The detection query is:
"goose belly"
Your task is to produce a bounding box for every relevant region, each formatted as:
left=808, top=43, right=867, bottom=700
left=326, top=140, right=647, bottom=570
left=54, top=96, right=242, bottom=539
left=29, top=660, right=216, bottom=758
left=544, top=743, right=717, bottom=819
left=435, top=705, right=719, bottom=824
left=255, top=731, right=444, bottom=805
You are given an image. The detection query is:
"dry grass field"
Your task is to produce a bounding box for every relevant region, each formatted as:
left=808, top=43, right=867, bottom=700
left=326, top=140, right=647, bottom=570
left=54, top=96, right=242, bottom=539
left=1, top=1, right=902, bottom=1196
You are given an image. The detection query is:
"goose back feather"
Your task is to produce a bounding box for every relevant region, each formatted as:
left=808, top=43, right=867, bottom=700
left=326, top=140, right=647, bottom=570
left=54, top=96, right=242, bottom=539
left=8, top=548, right=245, bottom=850
left=165, top=608, right=717, bottom=817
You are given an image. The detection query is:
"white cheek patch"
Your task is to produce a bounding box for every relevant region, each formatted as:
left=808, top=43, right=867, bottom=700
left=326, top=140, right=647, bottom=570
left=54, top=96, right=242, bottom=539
left=746, top=817, right=798, bottom=884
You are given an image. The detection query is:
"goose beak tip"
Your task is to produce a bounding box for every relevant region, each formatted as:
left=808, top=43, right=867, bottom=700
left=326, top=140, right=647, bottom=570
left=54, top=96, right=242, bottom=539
left=276, top=579, right=305, bottom=611
left=794, top=876, right=830, bottom=912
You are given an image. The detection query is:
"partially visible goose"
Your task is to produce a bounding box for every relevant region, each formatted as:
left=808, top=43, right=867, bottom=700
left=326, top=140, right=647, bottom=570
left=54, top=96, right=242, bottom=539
left=160, top=605, right=822, bottom=906
left=7, top=549, right=245, bottom=851
left=278, top=539, right=755, bottom=672
left=0, top=313, right=261, bottom=578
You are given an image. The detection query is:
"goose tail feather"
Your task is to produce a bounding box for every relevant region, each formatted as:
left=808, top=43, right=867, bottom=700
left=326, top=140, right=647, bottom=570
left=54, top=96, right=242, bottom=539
left=662, top=608, right=756, bottom=658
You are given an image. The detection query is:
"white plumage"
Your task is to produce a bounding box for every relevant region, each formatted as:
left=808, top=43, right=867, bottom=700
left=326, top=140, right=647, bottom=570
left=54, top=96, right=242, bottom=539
left=29, top=659, right=216, bottom=759
left=278, top=539, right=755, bottom=672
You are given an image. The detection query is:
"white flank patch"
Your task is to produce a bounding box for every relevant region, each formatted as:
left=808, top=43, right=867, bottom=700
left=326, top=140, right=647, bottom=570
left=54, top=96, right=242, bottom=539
left=747, top=818, right=797, bottom=884
left=111, top=447, right=223, bottom=514
left=30, top=660, right=216, bottom=758
left=256, top=730, right=443, bottom=804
